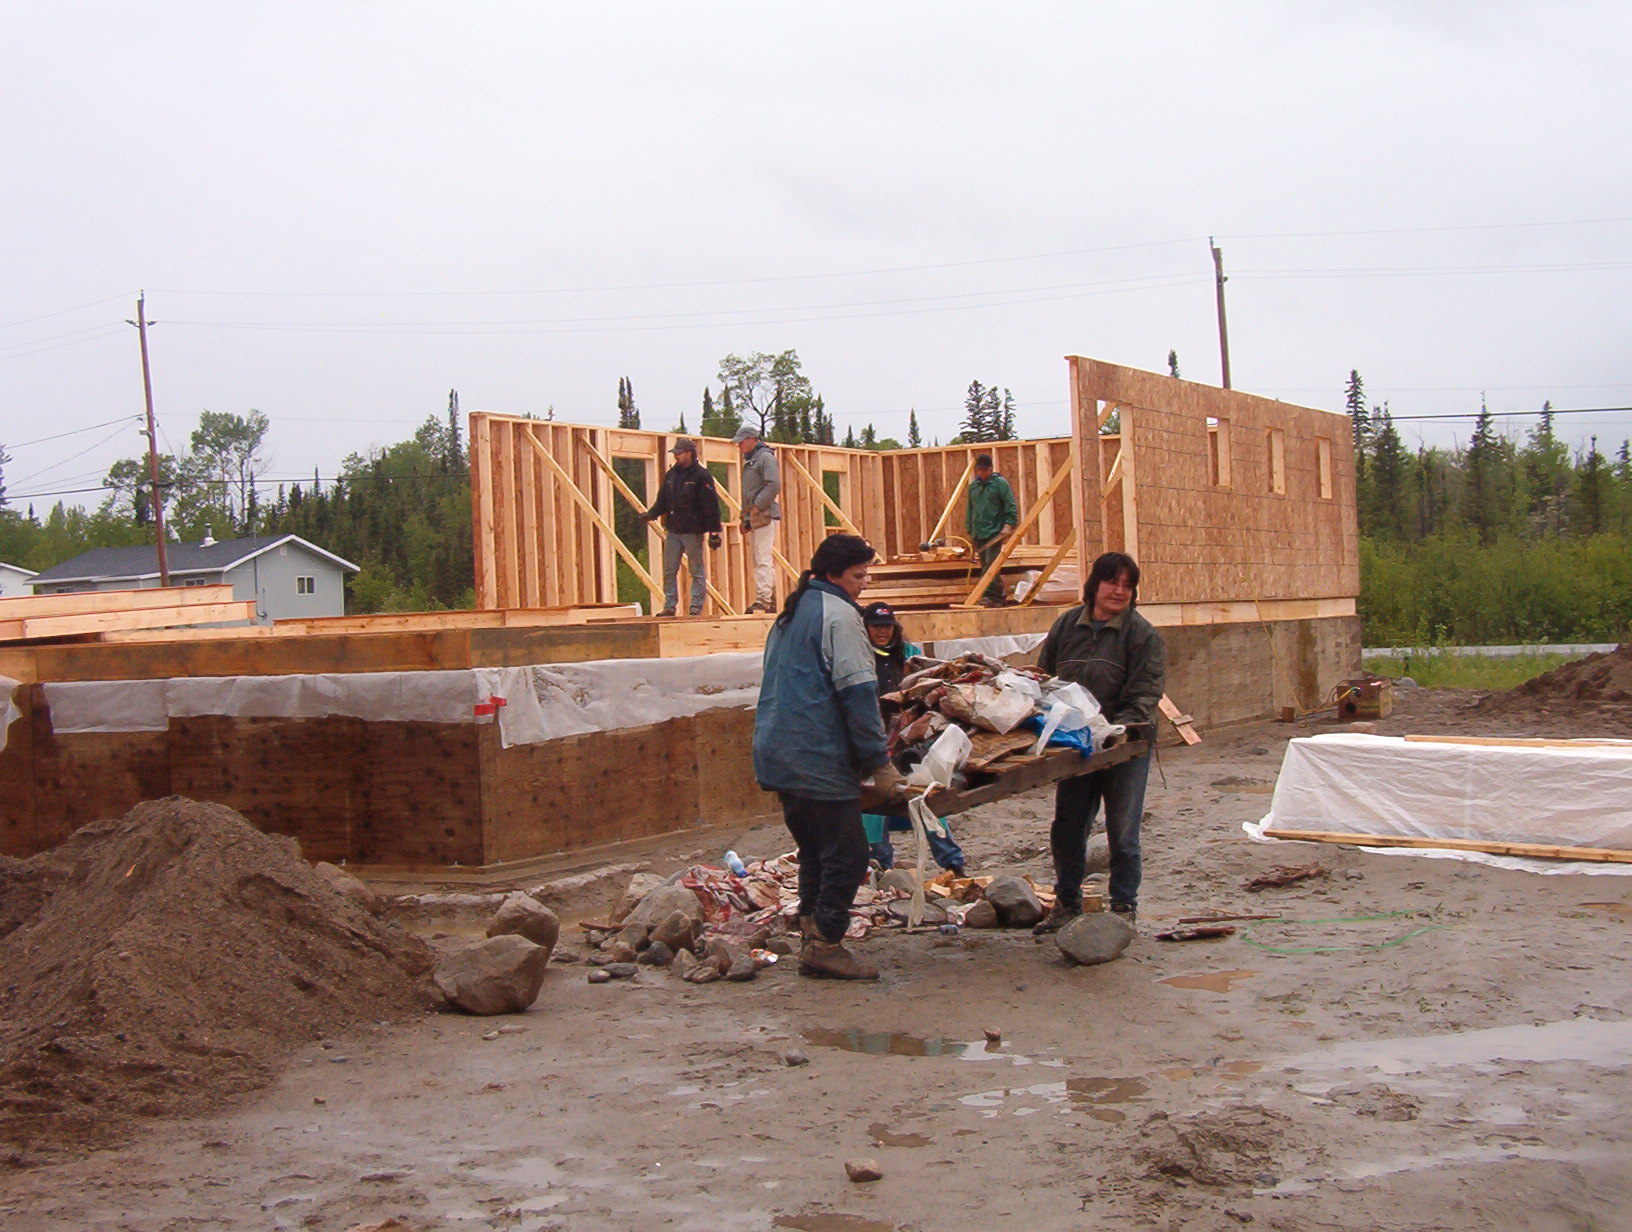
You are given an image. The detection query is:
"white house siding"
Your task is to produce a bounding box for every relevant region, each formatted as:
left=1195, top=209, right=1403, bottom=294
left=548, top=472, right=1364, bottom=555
left=228, top=544, right=347, bottom=621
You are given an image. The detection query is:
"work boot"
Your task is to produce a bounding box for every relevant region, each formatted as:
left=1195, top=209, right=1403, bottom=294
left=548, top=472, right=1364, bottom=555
left=799, top=939, right=880, bottom=980
left=1111, top=902, right=1138, bottom=927
left=796, top=914, right=819, bottom=940
left=657, top=609, right=676, bottom=618
left=1032, top=903, right=1081, bottom=935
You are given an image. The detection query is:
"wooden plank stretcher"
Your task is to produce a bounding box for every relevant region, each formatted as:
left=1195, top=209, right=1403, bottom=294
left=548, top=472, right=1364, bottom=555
left=919, top=738, right=1148, bottom=819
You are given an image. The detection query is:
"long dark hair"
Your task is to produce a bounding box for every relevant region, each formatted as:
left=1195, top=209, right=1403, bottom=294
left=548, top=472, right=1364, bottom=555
left=1083, top=551, right=1140, bottom=609
left=775, top=533, right=877, bottom=628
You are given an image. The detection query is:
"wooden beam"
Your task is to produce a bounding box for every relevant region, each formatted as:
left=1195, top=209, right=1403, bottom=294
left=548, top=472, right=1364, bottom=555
left=958, top=456, right=1074, bottom=607
left=520, top=427, right=666, bottom=608
left=0, top=585, right=238, bottom=619
left=1157, top=694, right=1201, bottom=744
left=924, top=455, right=976, bottom=548
left=1018, top=529, right=1077, bottom=607
left=1261, top=828, right=1632, bottom=865
left=783, top=454, right=863, bottom=537
left=582, top=447, right=739, bottom=616
left=4, top=601, right=257, bottom=641
left=923, top=739, right=1145, bottom=818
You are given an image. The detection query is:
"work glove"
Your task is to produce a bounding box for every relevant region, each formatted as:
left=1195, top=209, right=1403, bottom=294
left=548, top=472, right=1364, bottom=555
left=708, top=532, right=722, bottom=550
left=858, top=764, right=907, bottom=812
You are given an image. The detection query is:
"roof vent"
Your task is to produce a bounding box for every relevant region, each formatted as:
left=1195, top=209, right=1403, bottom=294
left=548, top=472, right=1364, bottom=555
left=200, top=527, right=216, bottom=547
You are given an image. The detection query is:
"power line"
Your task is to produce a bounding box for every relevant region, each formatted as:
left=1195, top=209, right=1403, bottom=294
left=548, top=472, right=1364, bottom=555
left=5, top=415, right=140, bottom=450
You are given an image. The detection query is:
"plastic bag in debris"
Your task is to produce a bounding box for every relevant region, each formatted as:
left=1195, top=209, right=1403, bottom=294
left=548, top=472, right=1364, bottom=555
left=906, top=723, right=973, bottom=789
left=967, top=681, right=1038, bottom=734
left=1030, top=681, right=1125, bottom=755
left=994, top=671, right=1044, bottom=699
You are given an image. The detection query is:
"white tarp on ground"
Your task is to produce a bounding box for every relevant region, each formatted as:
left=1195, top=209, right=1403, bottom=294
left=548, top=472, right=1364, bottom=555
left=1246, top=733, right=1632, bottom=876
left=930, top=632, right=1048, bottom=660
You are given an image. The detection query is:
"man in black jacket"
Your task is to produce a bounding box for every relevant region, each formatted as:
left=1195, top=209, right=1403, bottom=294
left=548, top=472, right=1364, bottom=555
left=642, top=437, right=723, bottom=616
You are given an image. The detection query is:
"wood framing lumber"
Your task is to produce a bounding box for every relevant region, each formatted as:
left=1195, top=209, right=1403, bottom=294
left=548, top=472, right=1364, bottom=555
left=1401, top=735, right=1632, bottom=749
left=959, top=456, right=1074, bottom=606
left=582, top=446, right=738, bottom=615
left=922, top=738, right=1145, bottom=818
left=783, top=454, right=863, bottom=537
left=2, top=601, right=256, bottom=641
left=1260, top=828, right=1632, bottom=865
left=1158, top=694, right=1202, bottom=744
left=520, top=426, right=666, bottom=608
left=98, top=624, right=279, bottom=644
left=924, top=456, right=975, bottom=547
left=0, top=585, right=237, bottom=620
left=1019, top=529, right=1077, bottom=607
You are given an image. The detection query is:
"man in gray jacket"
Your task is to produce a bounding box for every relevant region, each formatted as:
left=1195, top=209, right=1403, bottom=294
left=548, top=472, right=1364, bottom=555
left=735, top=424, right=781, bottom=613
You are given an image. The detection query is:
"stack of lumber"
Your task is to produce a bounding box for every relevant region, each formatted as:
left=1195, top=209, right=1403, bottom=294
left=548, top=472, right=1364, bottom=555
left=0, top=586, right=257, bottom=645
left=868, top=546, right=1063, bottom=610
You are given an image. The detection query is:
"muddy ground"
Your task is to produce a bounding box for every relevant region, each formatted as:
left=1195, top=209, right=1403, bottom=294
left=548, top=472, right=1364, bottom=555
left=4, top=684, right=1632, bottom=1231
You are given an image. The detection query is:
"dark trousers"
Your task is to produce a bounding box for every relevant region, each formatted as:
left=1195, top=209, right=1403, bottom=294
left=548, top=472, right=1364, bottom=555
left=1050, top=748, right=1152, bottom=910
left=978, top=540, right=1006, bottom=603
left=778, top=792, right=870, bottom=943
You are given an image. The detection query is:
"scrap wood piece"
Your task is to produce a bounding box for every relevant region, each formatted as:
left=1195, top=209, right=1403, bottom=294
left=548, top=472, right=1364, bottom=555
left=964, top=729, right=1041, bottom=773
left=1243, top=861, right=1329, bottom=892
left=1178, top=913, right=1283, bottom=925
left=1261, top=828, right=1632, bottom=865
left=1157, top=694, right=1201, bottom=745
left=1155, top=924, right=1237, bottom=942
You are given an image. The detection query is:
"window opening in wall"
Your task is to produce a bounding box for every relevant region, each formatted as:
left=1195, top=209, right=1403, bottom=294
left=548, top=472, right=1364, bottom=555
left=1316, top=437, right=1333, bottom=499
left=296, top=575, right=316, bottom=595
left=610, top=456, right=650, bottom=606
left=1207, top=417, right=1231, bottom=487
left=1266, top=428, right=1286, bottom=496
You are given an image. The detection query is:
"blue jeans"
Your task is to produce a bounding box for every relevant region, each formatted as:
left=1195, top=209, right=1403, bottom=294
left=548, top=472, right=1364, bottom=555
left=661, top=531, right=706, bottom=615
left=869, top=814, right=966, bottom=872
left=1050, top=748, right=1151, bottom=909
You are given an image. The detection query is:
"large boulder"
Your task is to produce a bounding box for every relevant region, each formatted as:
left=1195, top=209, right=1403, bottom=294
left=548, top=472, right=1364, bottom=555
left=982, top=875, right=1044, bottom=929
left=649, top=909, right=699, bottom=953
left=434, top=935, right=550, bottom=1015
left=629, top=884, right=705, bottom=930
left=614, top=873, right=666, bottom=923
left=1056, top=912, right=1136, bottom=966
left=486, top=893, right=560, bottom=958
left=1086, top=833, right=1111, bottom=874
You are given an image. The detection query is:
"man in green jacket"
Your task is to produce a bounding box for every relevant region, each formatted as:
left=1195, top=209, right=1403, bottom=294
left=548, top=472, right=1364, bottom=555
left=965, top=453, right=1019, bottom=605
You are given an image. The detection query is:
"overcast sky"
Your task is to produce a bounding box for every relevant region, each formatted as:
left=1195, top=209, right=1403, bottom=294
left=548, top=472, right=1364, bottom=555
left=4, top=2, right=1629, bottom=512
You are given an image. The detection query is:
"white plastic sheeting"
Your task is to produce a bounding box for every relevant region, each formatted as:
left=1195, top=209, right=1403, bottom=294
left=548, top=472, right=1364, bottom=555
left=1248, top=733, right=1632, bottom=876
left=0, top=676, right=20, bottom=752
left=39, top=655, right=765, bottom=751
left=929, top=632, right=1048, bottom=660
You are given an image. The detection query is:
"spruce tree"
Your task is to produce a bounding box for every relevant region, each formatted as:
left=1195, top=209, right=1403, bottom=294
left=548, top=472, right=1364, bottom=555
left=617, top=377, right=641, bottom=429
left=908, top=410, right=922, bottom=448
left=700, top=387, right=718, bottom=436
left=446, top=390, right=463, bottom=470
left=1167, top=350, right=1181, bottom=378
left=961, top=380, right=989, bottom=442
left=1344, top=370, right=1369, bottom=451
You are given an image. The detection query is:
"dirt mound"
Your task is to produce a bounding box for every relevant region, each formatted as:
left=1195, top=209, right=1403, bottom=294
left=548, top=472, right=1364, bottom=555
left=0, top=798, right=435, bottom=1166
left=1476, top=644, right=1632, bottom=721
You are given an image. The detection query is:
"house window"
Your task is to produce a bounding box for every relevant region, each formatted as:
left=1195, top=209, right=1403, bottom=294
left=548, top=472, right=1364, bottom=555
left=183, top=578, right=208, bottom=587
left=297, top=576, right=316, bottom=595
left=1207, top=417, right=1231, bottom=487
left=1316, top=437, right=1334, bottom=499
left=1266, top=428, right=1286, bottom=496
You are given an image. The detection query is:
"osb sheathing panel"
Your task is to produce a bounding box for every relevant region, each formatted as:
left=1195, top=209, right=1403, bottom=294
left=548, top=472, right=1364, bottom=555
left=1070, top=358, right=1359, bottom=606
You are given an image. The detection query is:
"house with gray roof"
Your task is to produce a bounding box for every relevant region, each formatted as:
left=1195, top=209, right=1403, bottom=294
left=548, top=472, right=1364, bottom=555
left=28, top=533, right=358, bottom=622
left=0, top=561, right=37, bottom=598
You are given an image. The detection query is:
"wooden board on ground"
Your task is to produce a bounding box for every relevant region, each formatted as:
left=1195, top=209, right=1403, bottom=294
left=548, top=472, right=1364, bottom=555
left=1261, top=827, right=1632, bottom=865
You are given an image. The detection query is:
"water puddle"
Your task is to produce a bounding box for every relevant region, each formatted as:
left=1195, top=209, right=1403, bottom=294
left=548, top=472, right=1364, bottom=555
left=1257, top=1142, right=1606, bottom=1194
left=802, top=1028, right=1056, bottom=1065
left=1279, top=1017, right=1632, bottom=1077
left=1579, top=901, right=1632, bottom=918
left=961, top=1073, right=1152, bottom=1120
left=867, top=1121, right=931, bottom=1148
left=774, top=1216, right=898, bottom=1232
left=1158, top=968, right=1259, bottom=993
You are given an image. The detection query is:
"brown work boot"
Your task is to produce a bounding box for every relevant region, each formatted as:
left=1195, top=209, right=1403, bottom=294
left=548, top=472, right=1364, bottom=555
left=1032, top=903, right=1081, bottom=935
left=796, top=914, right=819, bottom=940
left=799, top=939, right=880, bottom=980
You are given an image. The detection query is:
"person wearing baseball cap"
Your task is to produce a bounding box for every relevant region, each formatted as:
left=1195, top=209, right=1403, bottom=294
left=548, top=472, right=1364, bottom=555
left=734, top=423, right=781, bottom=612
left=641, top=436, right=723, bottom=616
left=859, top=602, right=968, bottom=877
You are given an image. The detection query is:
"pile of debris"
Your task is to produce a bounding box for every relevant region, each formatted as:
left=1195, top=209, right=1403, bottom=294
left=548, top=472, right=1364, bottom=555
left=883, top=653, right=1120, bottom=786
left=0, top=798, right=435, bottom=1166
left=1476, top=643, right=1632, bottom=729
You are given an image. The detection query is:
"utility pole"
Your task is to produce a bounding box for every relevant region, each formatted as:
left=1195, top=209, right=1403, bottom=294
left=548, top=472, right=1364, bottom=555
left=1209, top=237, right=1232, bottom=390
left=128, top=292, right=170, bottom=585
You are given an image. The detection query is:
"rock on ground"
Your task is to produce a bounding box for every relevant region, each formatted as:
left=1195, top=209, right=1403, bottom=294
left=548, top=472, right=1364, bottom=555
left=983, top=874, right=1044, bottom=928
left=629, top=883, right=705, bottom=930
left=1056, top=912, right=1136, bottom=965
left=614, top=873, right=666, bottom=923
left=433, top=935, right=550, bottom=1014
left=485, top=892, right=560, bottom=957
left=312, top=862, right=380, bottom=914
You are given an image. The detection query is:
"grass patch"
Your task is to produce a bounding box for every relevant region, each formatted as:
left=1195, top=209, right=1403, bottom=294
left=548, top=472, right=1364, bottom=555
left=1362, top=649, right=1579, bottom=691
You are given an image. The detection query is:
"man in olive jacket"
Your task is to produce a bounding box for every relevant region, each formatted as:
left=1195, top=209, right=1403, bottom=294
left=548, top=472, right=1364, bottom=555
left=965, top=453, right=1019, bottom=605
left=1034, top=551, right=1166, bottom=930
left=641, top=437, right=723, bottom=616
